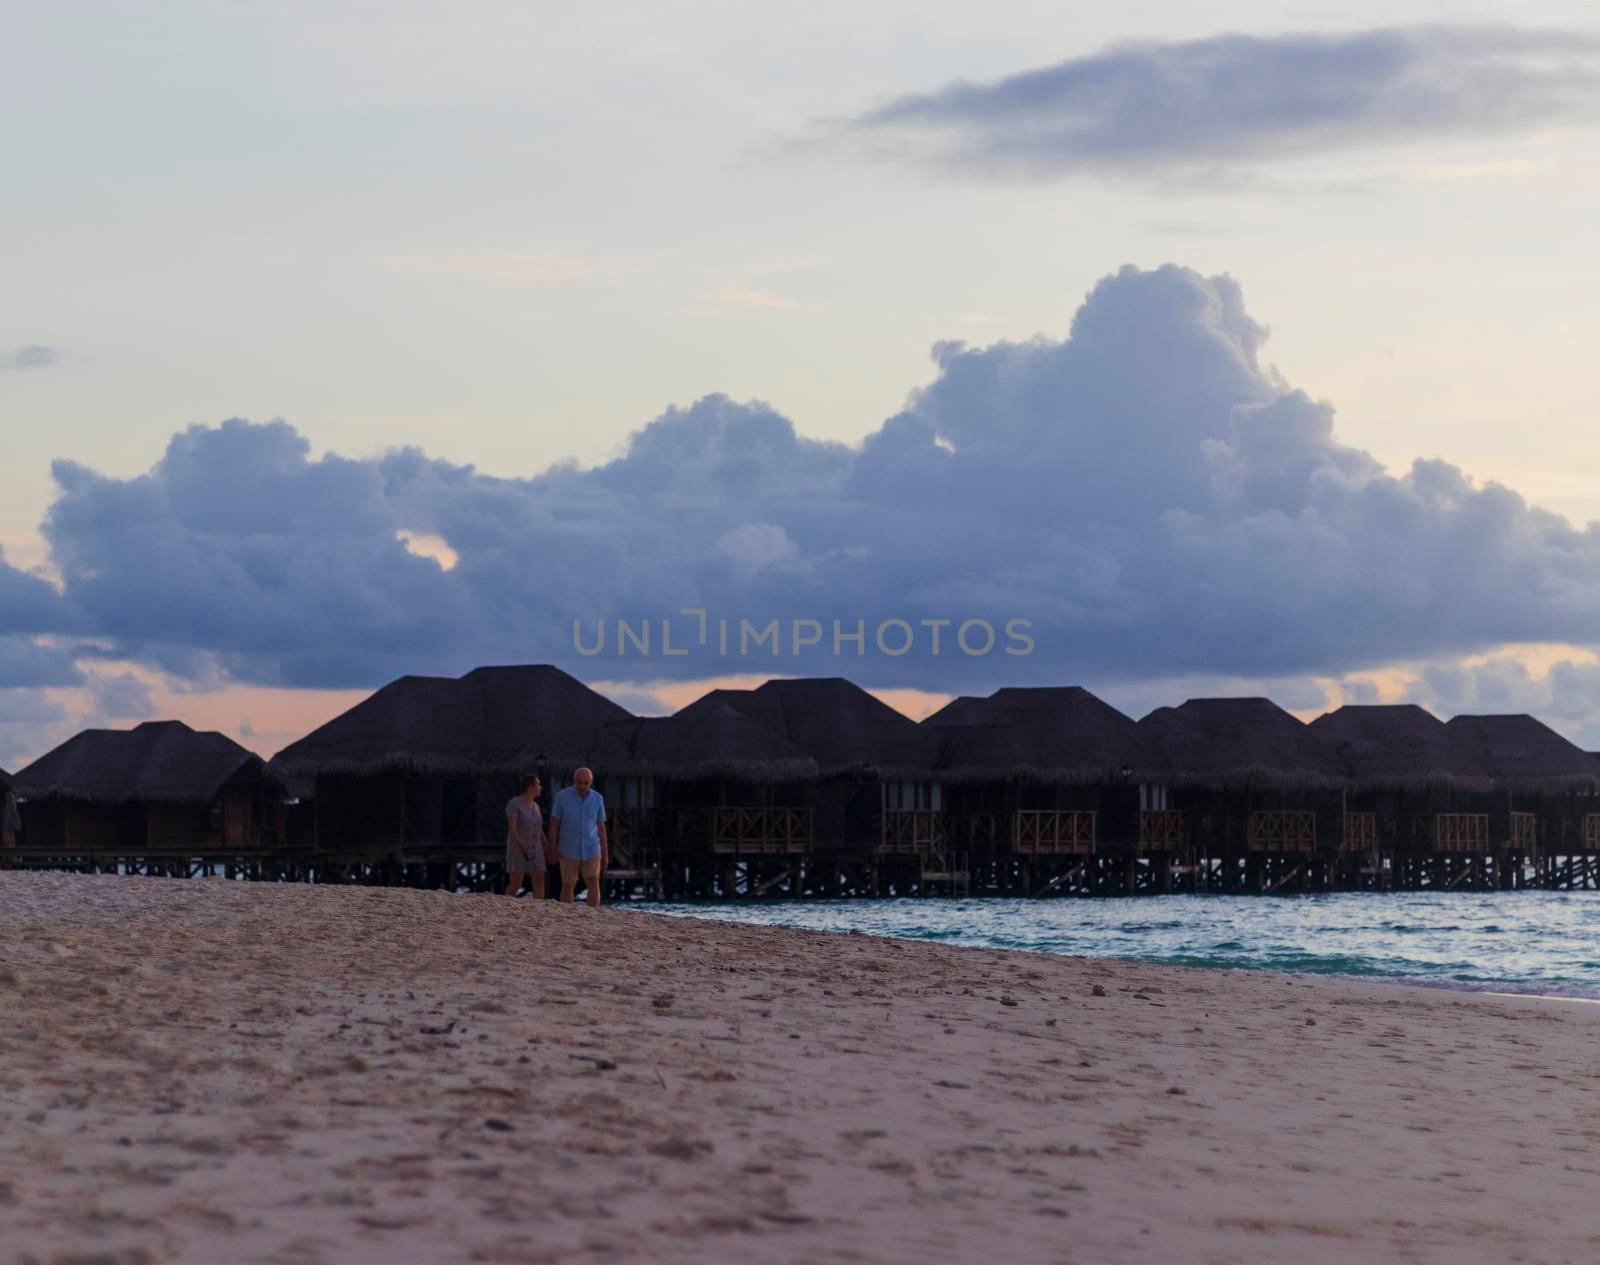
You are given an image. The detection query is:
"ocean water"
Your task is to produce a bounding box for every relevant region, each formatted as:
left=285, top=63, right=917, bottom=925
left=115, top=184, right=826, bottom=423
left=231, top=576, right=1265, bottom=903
left=637, top=892, right=1600, bottom=999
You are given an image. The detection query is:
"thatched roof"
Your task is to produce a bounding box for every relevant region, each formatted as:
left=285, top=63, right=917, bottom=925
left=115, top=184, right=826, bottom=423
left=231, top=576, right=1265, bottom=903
left=14, top=721, right=275, bottom=804
left=925, top=686, right=1154, bottom=784
left=675, top=678, right=933, bottom=777
left=603, top=704, right=819, bottom=782
left=271, top=664, right=633, bottom=778
left=1310, top=704, right=1491, bottom=791
left=1138, top=697, right=1344, bottom=788
left=1444, top=714, right=1600, bottom=791
left=0, top=766, right=12, bottom=793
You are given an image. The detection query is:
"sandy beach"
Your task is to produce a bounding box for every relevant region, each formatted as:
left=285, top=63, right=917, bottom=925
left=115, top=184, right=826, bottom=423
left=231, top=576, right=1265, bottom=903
left=3, top=875, right=1599, bottom=1264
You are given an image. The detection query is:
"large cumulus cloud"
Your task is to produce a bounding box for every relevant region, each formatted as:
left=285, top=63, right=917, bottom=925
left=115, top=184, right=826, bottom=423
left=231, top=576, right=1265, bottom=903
left=828, top=27, right=1600, bottom=179
left=28, top=263, right=1600, bottom=693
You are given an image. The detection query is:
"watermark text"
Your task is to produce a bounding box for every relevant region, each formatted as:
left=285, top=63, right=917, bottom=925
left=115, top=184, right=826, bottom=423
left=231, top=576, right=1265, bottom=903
left=573, top=610, right=1034, bottom=658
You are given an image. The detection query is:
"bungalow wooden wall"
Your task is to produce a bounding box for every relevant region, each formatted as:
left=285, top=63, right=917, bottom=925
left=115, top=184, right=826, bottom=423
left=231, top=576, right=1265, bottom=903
left=17, top=799, right=142, bottom=851
left=1538, top=787, right=1600, bottom=854
left=145, top=802, right=219, bottom=849
left=939, top=782, right=1139, bottom=853
left=643, top=777, right=818, bottom=852
left=1166, top=785, right=1342, bottom=851
left=18, top=780, right=283, bottom=851
left=313, top=773, right=406, bottom=847
left=1343, top=786, right=1497, bottom=851
left=809, top=781, right=880, bottom=851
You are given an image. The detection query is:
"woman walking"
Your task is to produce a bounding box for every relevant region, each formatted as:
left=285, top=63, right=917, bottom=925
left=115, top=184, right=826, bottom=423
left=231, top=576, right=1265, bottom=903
left=504, top=774, right=550, bottom=898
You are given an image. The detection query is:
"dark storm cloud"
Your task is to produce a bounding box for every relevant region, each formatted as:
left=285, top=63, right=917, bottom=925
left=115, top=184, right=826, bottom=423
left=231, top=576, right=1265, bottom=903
left=28, top=262, right=1600, bottom=693
left=0, top=636, right=83, bottom=691
left=0, top=553, right=73, bottom=636
left=829, top=27, right=1600, bottom=178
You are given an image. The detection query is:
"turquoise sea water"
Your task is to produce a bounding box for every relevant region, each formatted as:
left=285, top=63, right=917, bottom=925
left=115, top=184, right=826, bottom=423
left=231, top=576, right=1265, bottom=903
left=638, top=892, right=1600, bottom=998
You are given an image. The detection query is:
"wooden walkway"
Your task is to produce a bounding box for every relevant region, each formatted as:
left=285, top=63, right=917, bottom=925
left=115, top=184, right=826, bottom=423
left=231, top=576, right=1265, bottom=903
left=0, top=846, right=664, bottom=901
left=7, top=840, right=1600, bottom=898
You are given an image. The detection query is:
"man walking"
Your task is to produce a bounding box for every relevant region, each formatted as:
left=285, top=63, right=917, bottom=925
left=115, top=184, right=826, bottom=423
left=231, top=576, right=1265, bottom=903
left=2, top=791, right=18, bottom=849
left=504, top=774, right=550, bottom=899
left=550, top=767, right=608, bottom=907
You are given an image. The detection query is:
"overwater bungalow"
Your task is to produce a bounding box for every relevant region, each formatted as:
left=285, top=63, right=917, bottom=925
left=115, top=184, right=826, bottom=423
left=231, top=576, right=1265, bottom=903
left=270, top=665, right=634, bottom=854
left=1309, top=704, right=1497, bottom=887
left=600, top=702, right=818, bottom=893
left=1443, top=714, right=1600, bottom=869
left=13, top=720, right=286, bottom=853
left=1136, top=698, right=1347, bottom=890
left=674, top=677, right=937, bottom=850
left=922, top=687, right=1169, bottom=883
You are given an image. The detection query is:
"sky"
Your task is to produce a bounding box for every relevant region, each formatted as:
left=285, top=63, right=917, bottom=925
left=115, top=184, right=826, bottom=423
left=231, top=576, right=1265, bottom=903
left=4, top=1, right=1600, bottom=767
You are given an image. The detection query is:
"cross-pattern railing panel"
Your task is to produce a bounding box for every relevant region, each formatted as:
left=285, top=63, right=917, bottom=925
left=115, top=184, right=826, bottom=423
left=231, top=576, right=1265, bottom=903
left=1430, top=813, right=1490, bottom=853
left=1342, top=812, right=1377, bottom=854
left=1247, top=810, right=1316, bottom=853
left=709, top=807, right=813, bottom=855
left=1013, top=810, right=1097, bottom=855
left=1139, top=809, right=1187, bottom=850
left=607, top=807, right=651, bottom=868
left=881, top=810, right=946, bottom=854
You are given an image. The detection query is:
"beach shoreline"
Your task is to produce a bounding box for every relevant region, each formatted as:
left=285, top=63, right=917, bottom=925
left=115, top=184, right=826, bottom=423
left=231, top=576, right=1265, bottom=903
left=635, top=890, right=1600, bottom=1004
left=4, top=871, right=1600, bottom=1264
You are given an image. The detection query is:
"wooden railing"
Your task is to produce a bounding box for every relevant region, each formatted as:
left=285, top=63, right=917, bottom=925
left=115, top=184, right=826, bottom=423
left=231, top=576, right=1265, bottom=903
left=619, top=807, right=709, bottom=851
left=1013, top=810, right=1096, bottom=855
left=609, top=807, right=812, bottom=855
left=1138, top=809, right=1187, bottom=851
left=1587, top=815, right=1600, bottom=852
left=1342, top=812, right=1377, bottom=854
left=880, top=810, right=946, bottom=855
left=1247, top=811, right=1316, bottom=853
left=1427, top=813, right=1490, bottom=854
left=606, top=807, right=650, bottom=867
left=711, top=807, right=812, bottom=855
left=1510, top=812, right=1537, bottom=853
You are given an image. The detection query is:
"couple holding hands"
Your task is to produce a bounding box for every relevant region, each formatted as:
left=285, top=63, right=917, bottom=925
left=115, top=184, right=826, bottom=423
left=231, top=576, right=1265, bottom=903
left=504, top=767, right=608, bottom=907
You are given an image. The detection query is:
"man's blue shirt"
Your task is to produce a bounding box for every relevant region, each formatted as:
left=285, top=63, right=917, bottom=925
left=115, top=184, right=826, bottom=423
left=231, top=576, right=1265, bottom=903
left=551, top=785, right=606, bottom=860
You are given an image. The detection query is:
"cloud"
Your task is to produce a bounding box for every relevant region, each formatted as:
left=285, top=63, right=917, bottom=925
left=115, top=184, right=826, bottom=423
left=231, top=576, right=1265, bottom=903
left=0, top=636, right=83, bottom=691
left=0, top=689, right=71, bottom=771
left=24, top=262, right=1600, bottom=698
left=823, top=27, right=1600, bottom=180
left=85, top=671, right=155, bottom=721
left=0, top=549, right=75, bottom=636
left=0, top=345, right=60, bottom=371
left=716, top=523, right=807, bottom=577
left=0, top=666, right=161, bottom=771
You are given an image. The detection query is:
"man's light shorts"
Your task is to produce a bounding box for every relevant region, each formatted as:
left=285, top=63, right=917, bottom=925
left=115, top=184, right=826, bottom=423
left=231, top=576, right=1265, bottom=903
left=559, top=855, right=601, bottom=883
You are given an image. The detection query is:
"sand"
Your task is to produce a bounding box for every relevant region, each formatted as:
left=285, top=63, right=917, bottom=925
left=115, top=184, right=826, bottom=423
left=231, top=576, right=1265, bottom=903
left=2, top=874, right=1599, bottom=1265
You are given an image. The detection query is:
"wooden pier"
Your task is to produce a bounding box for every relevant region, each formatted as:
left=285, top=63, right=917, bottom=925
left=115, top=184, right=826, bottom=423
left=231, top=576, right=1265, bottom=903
left=8, top=821, right=1600, bottom=899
